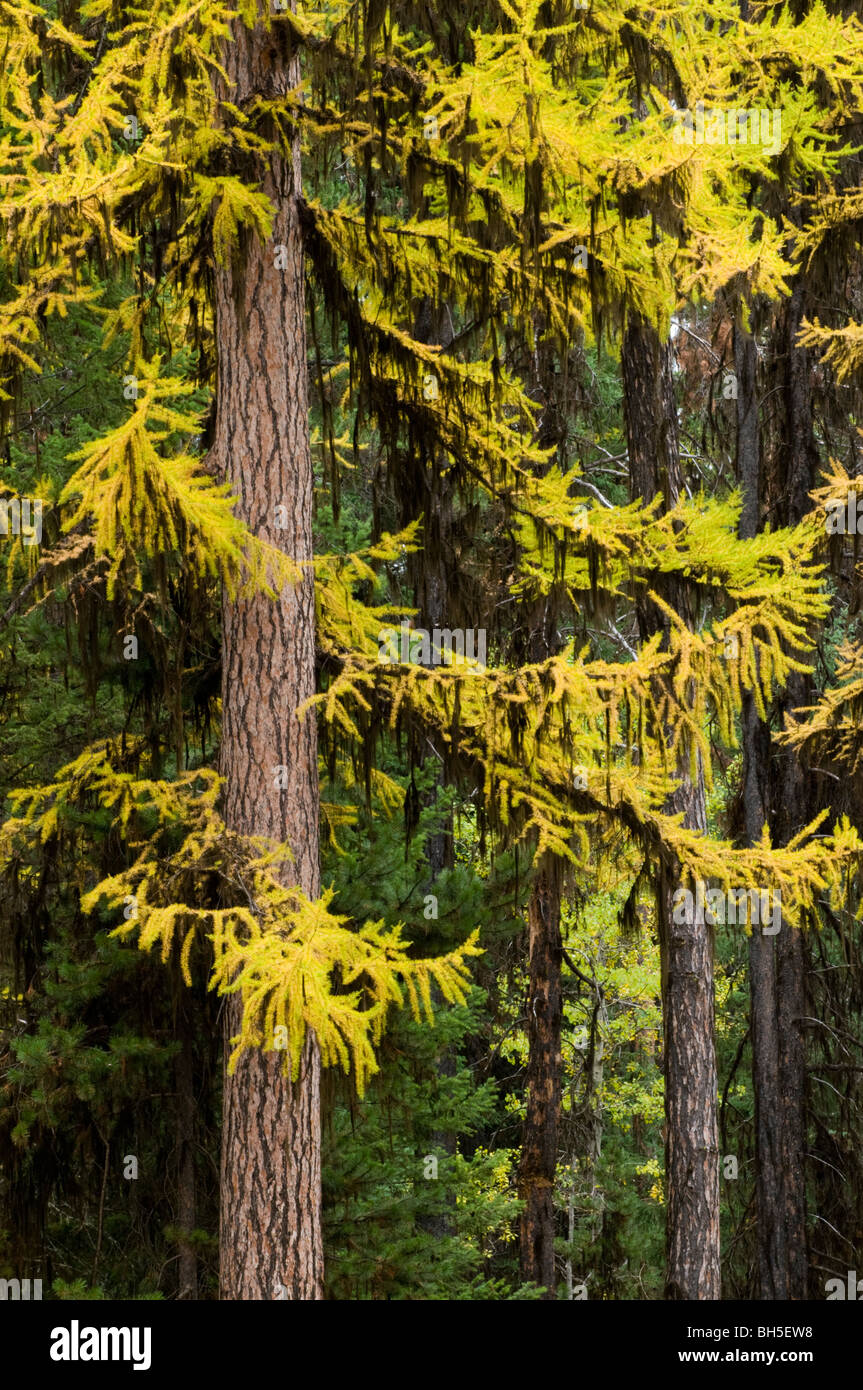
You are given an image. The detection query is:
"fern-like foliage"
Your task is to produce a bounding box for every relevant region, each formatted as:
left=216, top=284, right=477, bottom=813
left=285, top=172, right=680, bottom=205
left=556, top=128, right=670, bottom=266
left=59, top=356, right=299, bottom=599
left=0, top=740, right=480, bottom=1095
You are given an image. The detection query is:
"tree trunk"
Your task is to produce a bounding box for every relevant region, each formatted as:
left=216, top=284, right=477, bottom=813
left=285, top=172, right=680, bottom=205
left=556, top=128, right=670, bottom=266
left=621, top=312, right=720, bottom=1299
left=214, top=4, right=323, bottom=1301
left=518, top=857, right=563, bottom=1296
left=175, top=1002, right=198, bottom=1300
left=768, top=287, right=817, bottom=1299
left=513, top=321, right=571, bottom=1295
left=564, top=955, right=608, bottom=1298
left=735, top=291, right=811, bottom=1299
left=416, top=460, right=458, bottom=1236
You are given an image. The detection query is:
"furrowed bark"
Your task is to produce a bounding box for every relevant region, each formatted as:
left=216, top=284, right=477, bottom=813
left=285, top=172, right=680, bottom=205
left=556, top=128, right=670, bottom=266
left=214, top=4, right=323, bottom=1301
left=735, top=291, right=811, bottom=1300
left=622, top=311, right=720, bottom=1300
left=513, top=303, right=572, bottom=1296
left=518, top=857, right=563, bottom=1296
left=175, top=1002, right=198, bottom=1300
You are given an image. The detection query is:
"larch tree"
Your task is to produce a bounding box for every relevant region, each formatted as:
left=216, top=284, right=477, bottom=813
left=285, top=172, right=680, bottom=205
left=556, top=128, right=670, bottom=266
left=0, top=0, right=481, bottom=1302
left=718, top=0, right=863, bottom=1296
left=620, top=313, right=718, bottom=1298
left=5, top=0, right=863, bottom=1306
left=290, top=0, right=863, bottom=1301
left=212, top=3, right=322, bottom=1301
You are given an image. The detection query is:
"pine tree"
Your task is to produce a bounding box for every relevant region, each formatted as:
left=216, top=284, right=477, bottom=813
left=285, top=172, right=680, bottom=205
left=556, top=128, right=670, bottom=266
left=621, top=312, right=719, bottom=1298
left=209, top=2, right=324, bottom=1301
left=4, top=0, right=863, bottom=1306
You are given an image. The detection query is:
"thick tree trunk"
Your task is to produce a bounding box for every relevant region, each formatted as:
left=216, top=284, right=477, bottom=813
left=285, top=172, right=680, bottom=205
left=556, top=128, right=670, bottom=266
left=518, top=859, right=563, bottom=1296
left=214, top=5, right=323, bottom=1301
left=735, top=291, right=811, bottom=1299
left=621, top=312, right=720, bottom=1299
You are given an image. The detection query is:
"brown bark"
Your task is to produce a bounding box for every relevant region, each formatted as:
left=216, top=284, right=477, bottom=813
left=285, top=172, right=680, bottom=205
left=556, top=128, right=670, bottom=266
left=175, top=1004, right=198, bottom=1300
left=565, top=955, right=607, bottom=1299
left=415, top=460, right=458, bottom=1236
left=517, top=858, right=563, bottom=1296
left=408, top=295, right=456, bottom=878
left=214, top=4, right=323, bottom=1301
left=735, top=291, right=812, bottom=1299
left=403, top=296, right=460, bottom=1239
left=513, top=328, right=570, bottom=1295
left=621, top=312, right=721, bottom=1300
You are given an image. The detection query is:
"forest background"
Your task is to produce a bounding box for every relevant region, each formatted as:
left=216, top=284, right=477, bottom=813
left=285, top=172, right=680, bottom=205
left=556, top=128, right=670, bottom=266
left=2, top=0, right=863, bottom=1303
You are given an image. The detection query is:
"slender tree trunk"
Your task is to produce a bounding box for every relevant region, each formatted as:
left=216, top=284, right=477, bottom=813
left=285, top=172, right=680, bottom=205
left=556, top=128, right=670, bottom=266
left=175, top=1003, right=198, bottom=1300
left=769, top=287, right=817, bottom=1302
left=404, top=295, right=459, bottom=1237
left=514, top=466, right=565, bottom=1296
left=417, top=468, right=458, bottom=1235
left=735, top=290, right=811, bottom=1299
left=518, top=856, right=563, bottom=1295
left=564, top=955, right=608, bottom=1298
left=736, top=317, right=786, bottom=1298
left=586, top=982, right=608, bottom=1245
left=213, top=5, right=323, bottom=1301
left=408, top=296, right=456, bottom=881
left=514, top=312, right=571, bottom=1293
left=621, top=312, right=720, bottom=1299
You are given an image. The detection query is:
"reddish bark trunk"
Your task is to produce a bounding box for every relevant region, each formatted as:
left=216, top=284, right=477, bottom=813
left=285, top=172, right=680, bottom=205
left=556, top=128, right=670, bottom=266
left=517, top=859, right=563, bottom=1296
left=735, top=293, right=812, bottom=1300
left=175, top=1005, right=198, bottom=1300
left=213, top=4, right=323, bottom=1301
left=622, top=312, right=720, bottom=1300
